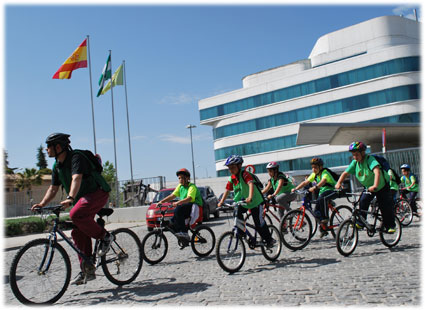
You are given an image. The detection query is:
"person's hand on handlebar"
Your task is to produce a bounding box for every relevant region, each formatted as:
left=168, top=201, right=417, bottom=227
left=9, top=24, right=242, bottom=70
left=31, top=203, right=44, bottom=212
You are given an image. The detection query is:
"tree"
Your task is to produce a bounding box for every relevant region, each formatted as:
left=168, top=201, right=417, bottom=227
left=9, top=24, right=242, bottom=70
left=4, top=150, right=17, bottom=174
left=102, top=160, right=117, bottom=184
left=15, top=168, right=42, bottom=200
left=36, top=145, right=48, bottom=170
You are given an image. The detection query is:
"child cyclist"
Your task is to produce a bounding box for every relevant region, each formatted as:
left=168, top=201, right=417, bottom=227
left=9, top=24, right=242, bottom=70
left=217, top=155, right=276, bottom=248
left=261, top=161, right=296, bottom=219
left=292, top=157, right=338, bottom=238
left=400, top=164, right=420, bottom=217
left=335, top=141, right=396, bottom=233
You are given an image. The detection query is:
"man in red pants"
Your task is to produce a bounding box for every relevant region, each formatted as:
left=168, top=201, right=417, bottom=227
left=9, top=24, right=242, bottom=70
left=32, top=133, right=112, bottom=285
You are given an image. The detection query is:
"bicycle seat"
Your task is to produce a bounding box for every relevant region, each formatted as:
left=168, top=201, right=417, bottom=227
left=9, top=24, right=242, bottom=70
left=97, top=208, right=114, bottom=217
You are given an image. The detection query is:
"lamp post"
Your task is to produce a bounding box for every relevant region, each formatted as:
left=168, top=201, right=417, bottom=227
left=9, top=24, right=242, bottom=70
left=186, top=124, right=196, bottom=185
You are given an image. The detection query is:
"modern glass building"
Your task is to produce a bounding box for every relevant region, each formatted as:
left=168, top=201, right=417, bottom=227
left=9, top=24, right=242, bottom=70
left=198, top=16, right=420, bottom=177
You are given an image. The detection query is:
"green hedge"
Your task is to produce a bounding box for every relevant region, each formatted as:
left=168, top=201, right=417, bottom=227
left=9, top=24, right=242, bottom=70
left=5, top=215, right=71, bottom=237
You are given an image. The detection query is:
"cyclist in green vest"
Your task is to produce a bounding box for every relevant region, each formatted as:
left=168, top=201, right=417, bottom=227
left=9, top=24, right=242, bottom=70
left=218, top=155, right=276, bottom=248
left=261, top=161, right=296, bottom=219
left=292, top=157, right=338, bottom=238
left=335, top=141, right=396, bottom=233
left=31, top=133, right=113, bottom=285
left=157, top=168, right=203, bottom=240
left=400, top=164, right=420, bottom=216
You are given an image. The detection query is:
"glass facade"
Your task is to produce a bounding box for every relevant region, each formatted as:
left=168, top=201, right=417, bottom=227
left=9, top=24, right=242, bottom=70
left=214, top=112, right=420, bottom=162
left=200, top=56, right=420, bottom=121
left=213, top=84, right=420, bottom=139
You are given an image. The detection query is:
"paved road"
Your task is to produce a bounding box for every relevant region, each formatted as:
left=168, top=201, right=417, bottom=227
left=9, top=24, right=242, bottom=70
left=3, top=210, right=421, bottom=306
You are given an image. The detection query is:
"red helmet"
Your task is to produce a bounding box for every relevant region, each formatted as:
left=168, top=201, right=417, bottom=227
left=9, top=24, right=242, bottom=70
left=266, top=162, right=279, bottom=169
left=176, top=168, right=191, bottom=178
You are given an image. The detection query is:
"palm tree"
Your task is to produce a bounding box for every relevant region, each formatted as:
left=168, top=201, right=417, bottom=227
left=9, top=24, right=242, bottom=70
left=15, top=168, right=42, bottom=200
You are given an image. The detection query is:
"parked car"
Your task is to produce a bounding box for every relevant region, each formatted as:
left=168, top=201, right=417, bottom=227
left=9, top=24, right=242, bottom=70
left=218, top=191, right=235, bottom=213
left=146, top=186, right=219, bottom=231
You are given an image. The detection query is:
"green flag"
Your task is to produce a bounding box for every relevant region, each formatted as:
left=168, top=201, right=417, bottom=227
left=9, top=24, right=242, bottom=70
left=97, top=54, right=112, bottom=97
left=101, top=64, right=123, bottom=95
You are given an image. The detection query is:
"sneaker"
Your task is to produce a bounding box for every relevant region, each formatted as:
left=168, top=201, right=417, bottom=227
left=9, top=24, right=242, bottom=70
left=381, top=227, right=396, bottom=234
left=71, top=271, right=96, bottom=285
left=98, top=232, right=115, bottom=257
left=319, top=229, right=328, bottom=238
left=355, top=221, right=365, bottom=230
left=266, top=238, right=277, bottom=248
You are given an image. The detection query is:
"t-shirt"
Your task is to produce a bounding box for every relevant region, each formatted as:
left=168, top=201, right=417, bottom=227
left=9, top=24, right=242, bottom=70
left=401, top=174, right=419, bottom=192
left=172, top=183, right=203, bottom=206
left=387, top=169, right=399, bottom=191
left=307, top=169, right=336, bottom=195
left=226, top=171, right=263, bottom=209
left=270, top=173, right=295, bottom=194
left=345, top=155, right=389, bottom=191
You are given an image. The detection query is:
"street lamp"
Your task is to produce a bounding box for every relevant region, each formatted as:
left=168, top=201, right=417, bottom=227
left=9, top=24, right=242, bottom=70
left=186, top=124, right=196, bottom=185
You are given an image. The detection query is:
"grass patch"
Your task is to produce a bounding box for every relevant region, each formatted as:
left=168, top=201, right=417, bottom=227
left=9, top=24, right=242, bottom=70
left=4, top=215, right=71, bottom=237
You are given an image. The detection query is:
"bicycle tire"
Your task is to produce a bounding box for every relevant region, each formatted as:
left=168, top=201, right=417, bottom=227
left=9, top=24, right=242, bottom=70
left=101, top=228, right=143, bottom=285
left=191, top=225, right=216, bottom=257
left=261, top=225, right=282, bottom=261
left=9, top=238, right=71, bottom=305
left=305, top=208, right=318, bottom=238
left=216, top=231, right=246, bottom=273
left=395, top=199, right=413, bottom=227
left=336, top=219, right=358, bottom=257
left=280, top=209, right=312, bottom=251
left=329, top=205, right=353, bottom=238
left=379, top=217, right=402, bottom=248
left=141, top=230, right=168, bottom=265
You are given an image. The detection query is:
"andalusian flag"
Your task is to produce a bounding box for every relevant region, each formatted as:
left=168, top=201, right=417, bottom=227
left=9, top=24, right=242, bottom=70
left=52, top=39, right=87, bottom=79
left=97, top=54, right=112, bottom=97
left=100, top=64, right=124, bottom=95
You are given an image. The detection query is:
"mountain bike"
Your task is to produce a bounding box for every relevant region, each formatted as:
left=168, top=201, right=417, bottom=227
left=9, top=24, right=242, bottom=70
left=279, top=190, right=352, bottom=251
left=395, top=192, right=413, bottom=226
left=336, top=191, right=402, bottom=257
left=215, top=201, right=282, bottom=273
left=141, top=204, right=216, bottom=265
left=9, top=205, right=143, bottom=305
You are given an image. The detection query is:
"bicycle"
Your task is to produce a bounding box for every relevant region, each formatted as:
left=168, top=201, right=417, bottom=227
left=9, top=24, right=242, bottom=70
left=279, top=190, right=352, bottom=251
left=394, top=192, right=413, bottom=226
left=9, top=205, right=143, bottom=305
left=141, top=204, right=216, bottom=265
left=336, top=191, right=402, bottom=257
left=215, top=201, right=282, bottom=273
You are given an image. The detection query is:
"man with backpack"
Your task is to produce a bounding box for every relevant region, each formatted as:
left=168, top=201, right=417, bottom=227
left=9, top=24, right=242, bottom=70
left=31, top=133, right=112, bottom=285
left=217, top=155, right=276, bottom=248
left=334, top=141, right=396, bottom=233
left=261, top=161, right=296, bottom=219
left=292, top=157, right=338, bottom=238
left=400, top=164, right=420, bottom=216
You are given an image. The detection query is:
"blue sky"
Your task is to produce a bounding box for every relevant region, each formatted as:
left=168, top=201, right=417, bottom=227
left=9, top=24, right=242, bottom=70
left=4, top=3, right=421, bottom=182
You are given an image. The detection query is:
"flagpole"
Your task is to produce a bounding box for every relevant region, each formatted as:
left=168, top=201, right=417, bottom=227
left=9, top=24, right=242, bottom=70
left=86, top=35, right=97, bottom=153
left=109, top=50, right=120, bottom=207
left=123, top=60, right=134, bottom=203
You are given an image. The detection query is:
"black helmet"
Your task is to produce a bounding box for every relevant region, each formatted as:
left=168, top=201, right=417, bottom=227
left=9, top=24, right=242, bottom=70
left=46, top=133, right=71, bottom=147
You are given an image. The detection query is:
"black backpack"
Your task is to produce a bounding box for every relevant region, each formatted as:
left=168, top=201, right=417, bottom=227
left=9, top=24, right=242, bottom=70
left=389, top=168, right=401, bottom=185
left=246, top=171, right=264, bottom=190
left=369, top=155, right=390, bottom=173
left=323, top=168, right=340, bottom=184
left=73, top=149, right=103, bottom=173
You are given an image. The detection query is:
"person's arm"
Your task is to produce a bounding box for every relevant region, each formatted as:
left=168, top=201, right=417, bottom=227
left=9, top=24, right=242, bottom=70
left=262, top=181, right=272, bottom=195
left=312, top=175, right=328, bottom=192
left=218, top=190, right=230, bottom=207
left=407, top=175, right=416, bottom=189
left=272, top=179, right=284, bottom=197
left=61, top=173, right=83, bottom=209
left=368, top=167, right=380, bottom=192
left=246, top=181, right=255, bottom=204
left=31, top=185, right=60, bottom=210
left=159, top=193, right=177, bottom=204
left=292, top=179, right=309, bottom=192
left=335, top=171, right=349, bottom=189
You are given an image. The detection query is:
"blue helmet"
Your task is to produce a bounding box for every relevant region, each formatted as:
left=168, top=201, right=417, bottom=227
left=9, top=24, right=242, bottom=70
left=400, top=164, right=411, bottom=170
left=224, top=155, right=244, bottom=166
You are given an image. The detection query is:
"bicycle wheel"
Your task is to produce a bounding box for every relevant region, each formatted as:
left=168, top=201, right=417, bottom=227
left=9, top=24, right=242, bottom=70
left=336, top=219, right=358, bottom=257
left=261, top=225, right=282, bottom=261
left=216, top=231, right=246, bottom=273
left=101, top=228, right=143, bottom=285
left=9, top=239, right=71, bottom=305
left=379, top=217, right=402, bottom=248
left=305, top=207, right=318, bottom=238
left=329, top=205, right=353, bottom=238
left=191, top=225, right=216, bottom=257
left=395, top=199, right=413, bottom=226
left=141, top=230, right=168, bottom=265
left=280, top=210, right=312, bottom=251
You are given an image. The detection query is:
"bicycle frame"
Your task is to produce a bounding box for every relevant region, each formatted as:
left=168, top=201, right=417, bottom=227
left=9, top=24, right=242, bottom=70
left=346, top=191, right=381, bottom=235
left=232, top=205, right=264, bottom=249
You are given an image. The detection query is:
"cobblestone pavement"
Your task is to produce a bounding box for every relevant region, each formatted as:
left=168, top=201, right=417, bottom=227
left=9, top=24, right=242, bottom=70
left=3, top=210, right=422, bottom=306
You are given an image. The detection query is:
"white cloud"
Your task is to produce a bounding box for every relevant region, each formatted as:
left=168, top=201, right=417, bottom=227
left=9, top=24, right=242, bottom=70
left=158, top=133, right=211, bottom=145
left=158, top=93, right=200, bottom=105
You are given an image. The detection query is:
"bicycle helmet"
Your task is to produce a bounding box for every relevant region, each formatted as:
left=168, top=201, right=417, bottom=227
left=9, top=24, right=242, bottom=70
left=224, top=155, right=244, bottom=166
left=266, top=161, right=279, bottom=169
left=46, top=133, right=71, bottom=147
left=176, top=168, right=191, bottom=178
left=310, top=157, right=324, bottom=166
left=348, top=141, right=366, bottom=152
left=400, top=164, right=411, bottom=170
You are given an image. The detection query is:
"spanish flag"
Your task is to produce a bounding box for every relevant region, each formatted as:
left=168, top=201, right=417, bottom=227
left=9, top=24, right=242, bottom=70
left=52, top=39, right=87, bottom=79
